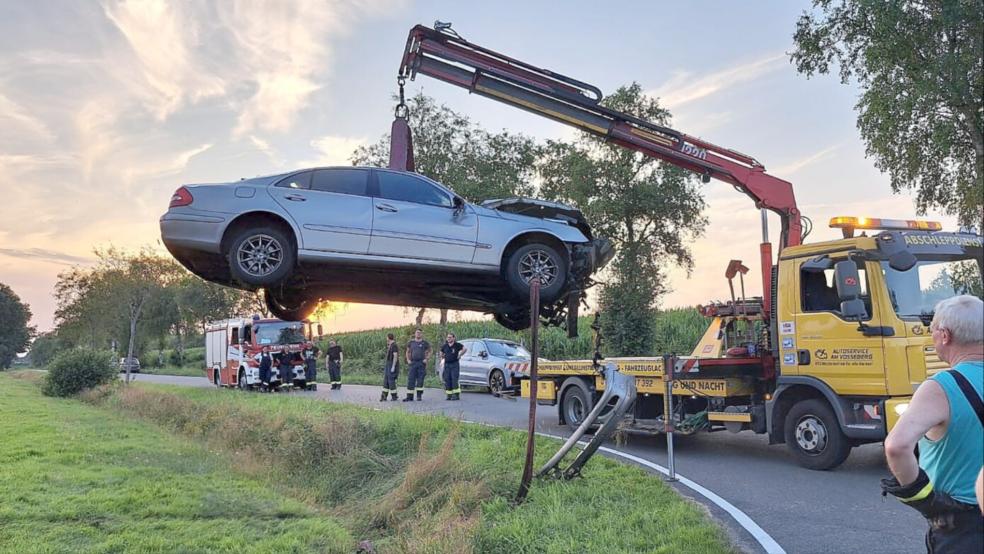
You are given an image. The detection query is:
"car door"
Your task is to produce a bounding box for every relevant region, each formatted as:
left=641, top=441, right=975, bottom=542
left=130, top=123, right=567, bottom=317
left=458, top=341, right=481, bottom=384
left=368, top=170, right=478, bottom=262
left=268, top=169, right=373, bottom=254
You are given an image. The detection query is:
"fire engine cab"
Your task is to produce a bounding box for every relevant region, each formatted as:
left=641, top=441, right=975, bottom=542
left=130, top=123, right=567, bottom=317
left=205, top=316, right=320, bottom=391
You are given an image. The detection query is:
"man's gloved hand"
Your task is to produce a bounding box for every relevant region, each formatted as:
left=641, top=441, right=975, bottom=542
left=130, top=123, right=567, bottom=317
left=881, top=468, right=974, bottom=530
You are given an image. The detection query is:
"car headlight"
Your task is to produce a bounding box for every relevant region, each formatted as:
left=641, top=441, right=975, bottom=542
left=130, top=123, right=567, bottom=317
left=894, top=403, right=909, bottom=416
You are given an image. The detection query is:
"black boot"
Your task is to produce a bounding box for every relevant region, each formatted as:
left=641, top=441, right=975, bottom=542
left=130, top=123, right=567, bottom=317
left=390, top=393, right=398, bottom=401
left=452, top=392, right=460, bottom=401
left=446, top=393, right=453, bottom=401
left=380, top=391, right=388, bottom=402
left=402, top=393, right=414, bottom=402
left=416, top=390, right=423, bottom=401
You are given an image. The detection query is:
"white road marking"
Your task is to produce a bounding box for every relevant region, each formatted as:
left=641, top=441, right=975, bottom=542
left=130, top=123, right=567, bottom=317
left=534, top=431, right=786, bottom=554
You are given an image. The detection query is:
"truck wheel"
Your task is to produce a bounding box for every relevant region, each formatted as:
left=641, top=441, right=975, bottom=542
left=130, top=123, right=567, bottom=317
left=213, top=369, right=222, bottom=388
left=228, top=226, right=295, bottom=286
left=237, top=369, right=248, bottom=391
left=784, top=399, right=851, bottom=470
left=505, top=243, right=567, bottom=302
left=488, top=369, right=506, bottom=394
left=561, top=381, right=593, bottom=427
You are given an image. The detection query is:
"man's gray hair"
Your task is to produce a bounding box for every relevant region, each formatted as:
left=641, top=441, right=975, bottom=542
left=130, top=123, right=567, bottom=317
left=933, top=295, right=984, bottom=345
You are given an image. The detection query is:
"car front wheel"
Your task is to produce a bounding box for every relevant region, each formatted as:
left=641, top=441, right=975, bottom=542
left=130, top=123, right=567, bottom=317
left=505, top=243, right=567, bottom=302
left=228, top=226, right=295, bottom=286
left=494, top=310, right=531, bottom=331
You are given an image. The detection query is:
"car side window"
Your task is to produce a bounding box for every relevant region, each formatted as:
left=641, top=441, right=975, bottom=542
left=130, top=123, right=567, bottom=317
left=376, top=171, right=452, bottom=207
left=311, top=169, right=368, bottom=196
left=801, top=265, right=872, bottom=318
left=276, top=171, right=312, bottom=190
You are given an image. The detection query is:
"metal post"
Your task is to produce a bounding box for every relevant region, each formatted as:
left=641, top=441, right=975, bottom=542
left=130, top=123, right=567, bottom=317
left=662, top=354, right=677, bottom=482
left=517, top=278, right=541, bottom=503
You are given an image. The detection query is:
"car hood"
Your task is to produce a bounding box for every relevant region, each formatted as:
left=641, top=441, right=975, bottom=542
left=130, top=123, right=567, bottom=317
left=480, top=197, right=593, bottom=239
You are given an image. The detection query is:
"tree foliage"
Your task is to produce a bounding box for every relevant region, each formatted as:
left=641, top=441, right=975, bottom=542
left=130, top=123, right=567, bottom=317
left=0, top=283, right=35, bottom=369
left=791, top=0, right=983, bottom=226
left=352, top=92, right=541, bottom=202
left=538, top=84, right=707, bottom=355
left=42, top=348, right=117, bottom=397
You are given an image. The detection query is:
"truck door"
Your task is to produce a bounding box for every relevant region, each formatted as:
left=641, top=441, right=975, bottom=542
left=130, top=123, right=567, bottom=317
left=792, top=259, right=888, bottom=396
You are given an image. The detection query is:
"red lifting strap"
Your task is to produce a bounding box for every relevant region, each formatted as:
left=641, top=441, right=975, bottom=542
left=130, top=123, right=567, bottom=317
left=388, top=116, right=415, bottom=172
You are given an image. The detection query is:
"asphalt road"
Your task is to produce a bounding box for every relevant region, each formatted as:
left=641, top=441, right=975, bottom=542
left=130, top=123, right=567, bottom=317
left=132, top=374, right=926, bottom=554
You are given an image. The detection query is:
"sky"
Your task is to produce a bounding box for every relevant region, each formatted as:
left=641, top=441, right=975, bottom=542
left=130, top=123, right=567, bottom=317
left=0, top=1, right=960, bottom=335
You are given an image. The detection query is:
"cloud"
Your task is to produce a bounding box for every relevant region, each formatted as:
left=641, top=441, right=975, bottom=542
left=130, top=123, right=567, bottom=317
left=650, top=54, right=786, bottom=109
left=300, top=135, right=369, bottom=167
left=0, top=248, right=94, bottom=266
left=769, top=144, right=840, bottom=176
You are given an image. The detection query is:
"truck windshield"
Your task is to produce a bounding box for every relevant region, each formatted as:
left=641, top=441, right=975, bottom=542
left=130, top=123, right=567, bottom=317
left=255, top=322, right=305, bottom=345
left=880, top=258, right=983, bottom=322
left=487, top=341, right=530, bottom=358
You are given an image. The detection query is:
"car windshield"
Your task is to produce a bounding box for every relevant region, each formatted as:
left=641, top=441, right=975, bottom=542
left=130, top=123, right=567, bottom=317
left=486, top=341, right=530, bottom=358
left=880, top=257, right=983, bottom=322
left=255, top=322, right=306, bottom=345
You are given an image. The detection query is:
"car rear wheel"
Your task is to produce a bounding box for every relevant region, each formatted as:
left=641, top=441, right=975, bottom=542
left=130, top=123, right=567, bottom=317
left=493, top=310, right=531, bottom=331
left=264, top=288, right=318, bottom=321
left=228, top=226, right=295, bottom=286
left=505, top=243, right=567, bottom=302
left=488, top=369, right=506, bottom=394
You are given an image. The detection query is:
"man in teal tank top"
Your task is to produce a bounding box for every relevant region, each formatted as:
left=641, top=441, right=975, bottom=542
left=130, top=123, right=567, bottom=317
left=883, top=295, right=984, bottom=553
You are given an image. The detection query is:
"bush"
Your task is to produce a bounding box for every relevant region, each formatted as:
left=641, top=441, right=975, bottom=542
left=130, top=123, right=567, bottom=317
left=42, top=348, right=117, bottom=397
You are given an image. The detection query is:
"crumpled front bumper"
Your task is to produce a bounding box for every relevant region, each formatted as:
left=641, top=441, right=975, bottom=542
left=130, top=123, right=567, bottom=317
left=572, top=238, right=615, bottom=278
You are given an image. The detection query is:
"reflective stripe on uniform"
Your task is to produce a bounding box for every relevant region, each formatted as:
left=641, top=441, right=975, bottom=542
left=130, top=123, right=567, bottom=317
left=901, top=482, right=934, bottom=503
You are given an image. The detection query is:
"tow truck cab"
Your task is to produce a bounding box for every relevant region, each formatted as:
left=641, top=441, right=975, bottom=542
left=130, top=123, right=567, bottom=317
left=772, top=223, right=983, bottom=446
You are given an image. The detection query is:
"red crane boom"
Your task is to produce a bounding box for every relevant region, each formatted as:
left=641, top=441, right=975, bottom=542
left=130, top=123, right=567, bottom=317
left=394, top=23, right=805, bottom=316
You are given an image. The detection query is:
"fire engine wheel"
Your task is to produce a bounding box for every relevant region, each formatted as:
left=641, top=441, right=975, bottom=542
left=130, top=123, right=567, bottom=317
left=561, top=381, right=593, bottom=427
left=505, top=243, right=567, bottom=302
left=784, top=399, right=851, bottom=470
left=237, top=369, right=249, bottom=391
left=264, top=288, right=318, bottom=321
left=213, top=369, right=222, bottom=388
left=227, top=226, right=295, bottom=286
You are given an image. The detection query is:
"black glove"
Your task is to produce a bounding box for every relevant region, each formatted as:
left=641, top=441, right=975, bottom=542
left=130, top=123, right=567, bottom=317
left=881, top=468, right=974, bottom=530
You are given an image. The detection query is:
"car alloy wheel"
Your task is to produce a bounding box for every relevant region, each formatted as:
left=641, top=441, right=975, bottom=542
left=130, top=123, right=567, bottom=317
left=489, top=369, right=505, bottom=394
left=236, top=234, right=284, bottom=278
left=518, top=249, right=559, bottom=287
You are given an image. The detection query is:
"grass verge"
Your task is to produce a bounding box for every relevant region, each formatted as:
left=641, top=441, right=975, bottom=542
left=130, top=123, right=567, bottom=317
left=0, top=373, right=350, bottom=553
left=83, top=379, right=734, bottom=553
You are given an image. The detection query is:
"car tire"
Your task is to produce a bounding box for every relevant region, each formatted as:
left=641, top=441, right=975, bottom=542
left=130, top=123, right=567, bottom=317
left=561, top=380, right=593, bottom=428
left=493, top=310, right=531, bottom=331
left=488, top=369, right=506, bottom=394
left=264, top=288, right=318, bottom=321
left=228, top=226, right=295, bottom=286
left=784, top=398, right=851, bottom=470
left=505, top=243, right=567, bottom=302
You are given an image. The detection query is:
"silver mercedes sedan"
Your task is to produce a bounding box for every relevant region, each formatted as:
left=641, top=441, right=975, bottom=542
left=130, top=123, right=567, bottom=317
left=160, top=167, right=612, bottom=332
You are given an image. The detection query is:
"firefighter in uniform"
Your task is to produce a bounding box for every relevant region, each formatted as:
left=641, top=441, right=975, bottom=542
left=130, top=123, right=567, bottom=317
left=276, top=346, right=292, bottom=389
left=303, top=344, right=319, bottom=391
left=381, top=333, right=400, bottom=401
left=257, top=346, right=272, bottom=392
left=404, top=328, right=431, bottom=402
left=326, top=340, right=343, bottom=389
left=440, top=332, right=467, bottom=401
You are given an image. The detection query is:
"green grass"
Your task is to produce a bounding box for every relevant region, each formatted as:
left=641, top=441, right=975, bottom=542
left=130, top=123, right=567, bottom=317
left=0, top=374, right=350, bottom=553
left=85, top=379, right=733, bottom=553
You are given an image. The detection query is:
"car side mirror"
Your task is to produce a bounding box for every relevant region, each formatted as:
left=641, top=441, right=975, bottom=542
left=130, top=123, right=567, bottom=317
left=479, top=351, right=488, bottom=359
left=453, top=196, right=464, bottom=208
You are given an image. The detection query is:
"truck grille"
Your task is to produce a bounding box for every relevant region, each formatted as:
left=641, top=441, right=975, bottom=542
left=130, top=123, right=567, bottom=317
left=923, top=346, right=949, bottom=376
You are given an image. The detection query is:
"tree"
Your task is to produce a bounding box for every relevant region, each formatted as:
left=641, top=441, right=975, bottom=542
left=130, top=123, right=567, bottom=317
left=538, top=84, right=706, bottom=355
left=791, top=0, right=983, bottom=227
left=353, top=92, right=542, bottom=323
left=28, top=331, right=62, bottom=368
left=0, top=283, right=35, bottom=369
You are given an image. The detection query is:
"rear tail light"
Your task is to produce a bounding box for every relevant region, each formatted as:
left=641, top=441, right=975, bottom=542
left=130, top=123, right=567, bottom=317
left=170, top=186, right=193, bottom=208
